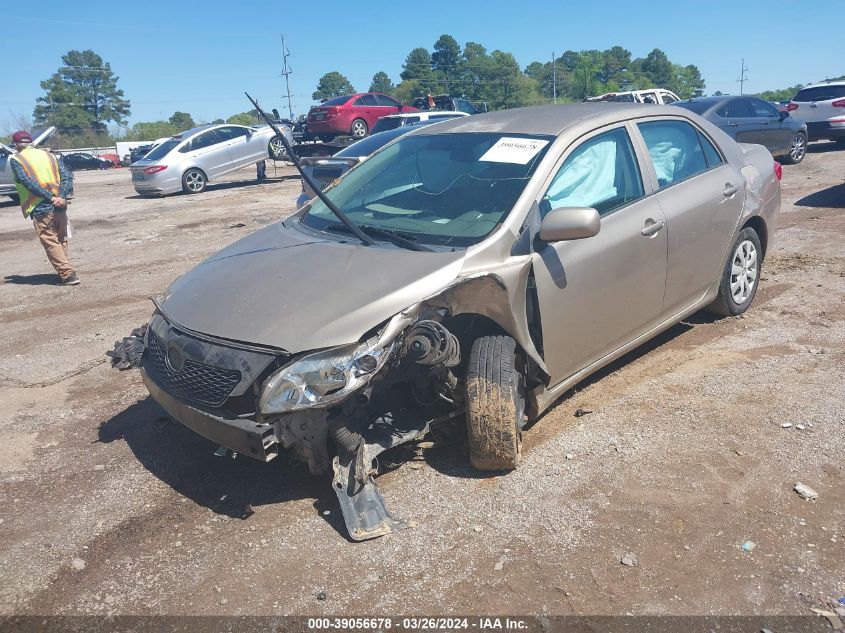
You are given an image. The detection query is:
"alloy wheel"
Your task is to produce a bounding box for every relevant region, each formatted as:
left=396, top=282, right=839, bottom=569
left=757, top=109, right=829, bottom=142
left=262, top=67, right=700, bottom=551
left=269, top=137, right=287, bottom=160
left=185, top=171, right=205, bottom=192
left=351, top=120, right=367, bottom=138
left=730, top=239, right=758, bottom=305
left=790, top=135, right=806, bottom=162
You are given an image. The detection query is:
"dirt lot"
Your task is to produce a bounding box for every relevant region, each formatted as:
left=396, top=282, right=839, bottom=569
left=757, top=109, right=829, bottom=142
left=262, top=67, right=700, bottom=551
left=0, top=147, right=843, bottom=618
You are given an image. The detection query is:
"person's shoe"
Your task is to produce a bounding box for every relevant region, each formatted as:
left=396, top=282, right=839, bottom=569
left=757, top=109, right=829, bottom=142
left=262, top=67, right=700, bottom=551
left=60, top=273, right=80, bottom=286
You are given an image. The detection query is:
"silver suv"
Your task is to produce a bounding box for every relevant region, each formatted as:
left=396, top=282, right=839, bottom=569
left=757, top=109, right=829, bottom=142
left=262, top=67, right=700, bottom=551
left=787, top=81, right=845, bottom=144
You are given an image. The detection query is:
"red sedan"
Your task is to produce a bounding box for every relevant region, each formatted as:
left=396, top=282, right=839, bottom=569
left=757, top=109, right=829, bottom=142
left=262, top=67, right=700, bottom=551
left=306, top=92, right=417, bottom=141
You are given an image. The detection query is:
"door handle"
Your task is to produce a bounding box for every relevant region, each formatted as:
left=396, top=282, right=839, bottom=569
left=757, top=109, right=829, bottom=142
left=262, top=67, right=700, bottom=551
left=640, top=218, right=665, bottom=237
left=728, top=122, right=739, bottom=127
left=723, top=183, right=740, bottom=197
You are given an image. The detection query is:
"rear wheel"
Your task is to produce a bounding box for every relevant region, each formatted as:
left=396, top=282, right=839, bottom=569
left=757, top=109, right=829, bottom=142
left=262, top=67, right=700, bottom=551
left=181, top=168, right=207, bottom=194
left=784, top=132, right=807, bottom=164
left=350, top=118, right=368, bottom=138
left=706, top=227, right=762, bottom=316
left=465, top=335, right=525, bottom=471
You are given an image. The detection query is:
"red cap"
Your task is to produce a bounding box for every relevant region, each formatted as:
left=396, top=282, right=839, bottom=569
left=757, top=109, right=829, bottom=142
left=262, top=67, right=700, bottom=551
left=12, top=131, right=33, bottom=144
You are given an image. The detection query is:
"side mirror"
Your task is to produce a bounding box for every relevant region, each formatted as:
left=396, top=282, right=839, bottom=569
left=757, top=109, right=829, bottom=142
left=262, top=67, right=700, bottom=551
left=539, top=207, right=601, bottom=242
left=779, top=110, right=789, bottom=120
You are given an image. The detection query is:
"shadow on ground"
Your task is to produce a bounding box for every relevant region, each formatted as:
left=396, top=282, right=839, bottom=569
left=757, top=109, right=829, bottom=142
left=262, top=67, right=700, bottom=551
left=795, top=183, right=845, bottom=209
left=124, top=175, right=299, bottom=200
left=3, top=273, right=59, bottom=286
left=807, top=141, right=845, bottom=155
left=96, top=397, right=346, bottom=532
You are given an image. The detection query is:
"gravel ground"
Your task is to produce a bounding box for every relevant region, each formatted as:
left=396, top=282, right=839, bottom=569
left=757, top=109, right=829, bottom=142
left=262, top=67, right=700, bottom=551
left=0, top=145, right=843, bottom=618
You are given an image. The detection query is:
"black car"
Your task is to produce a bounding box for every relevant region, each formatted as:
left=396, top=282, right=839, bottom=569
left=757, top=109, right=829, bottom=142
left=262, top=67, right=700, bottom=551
left=129, top=144, right=154, bottom=163
left=62, top=152, right=113, bottom=170
left=676, top=95, right=808, bottom=164
left=410, top=94, right=486, bottom=115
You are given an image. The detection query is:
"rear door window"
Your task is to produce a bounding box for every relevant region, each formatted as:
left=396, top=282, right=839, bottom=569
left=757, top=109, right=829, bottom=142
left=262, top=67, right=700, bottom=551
left=697, top=131, right=724, bottom=168
left=188, top=131, right=220, bottom=151
left=747, top=98, right=778, bottom=118
left=354, top=95, right=378, bottom=106
left=793, top=85, right=845, bottom=102
left=374, top=94, right=399, bottom=107
left=543, top=127, right=644, bottom=216
left=718, top=99, right=753, bottom=118
left=637, top=120, right=711, bottom=188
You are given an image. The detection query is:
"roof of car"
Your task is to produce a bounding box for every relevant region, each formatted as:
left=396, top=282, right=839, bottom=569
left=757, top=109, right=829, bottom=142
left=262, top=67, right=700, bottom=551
left=804, top=79, right=845, bottom=88
left=406, top=102, right=685, bottom=137
left=380, top=112, right=469, bottom=120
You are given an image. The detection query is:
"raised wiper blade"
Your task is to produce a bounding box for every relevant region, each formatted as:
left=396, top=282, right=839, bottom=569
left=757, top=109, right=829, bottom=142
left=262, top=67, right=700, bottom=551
left=327, top=224, right=433, bottom=252
left=244, top=92, right=374, bottom=248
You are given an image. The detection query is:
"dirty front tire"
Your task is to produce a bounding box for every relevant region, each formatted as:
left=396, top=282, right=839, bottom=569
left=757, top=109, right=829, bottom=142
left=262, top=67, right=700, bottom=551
left=706, top=227, right=762, bottom=317
left=181, top=168, right=207, bottom=194
left=350, top=118, right=368, bottom=138
left=465, top=335, right=525, bottom=471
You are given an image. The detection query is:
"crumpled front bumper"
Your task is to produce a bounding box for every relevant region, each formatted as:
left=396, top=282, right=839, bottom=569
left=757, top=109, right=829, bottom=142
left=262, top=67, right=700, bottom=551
left=140, top=365, right=279, bottom=461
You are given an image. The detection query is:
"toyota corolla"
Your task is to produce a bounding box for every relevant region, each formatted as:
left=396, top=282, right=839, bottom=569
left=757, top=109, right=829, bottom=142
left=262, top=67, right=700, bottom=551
left=112, top=103, right=781, bottom=540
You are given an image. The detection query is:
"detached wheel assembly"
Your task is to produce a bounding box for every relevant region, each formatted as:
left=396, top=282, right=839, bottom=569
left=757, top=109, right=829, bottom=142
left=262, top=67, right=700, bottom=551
left=465, top=335, right=525, bottom=471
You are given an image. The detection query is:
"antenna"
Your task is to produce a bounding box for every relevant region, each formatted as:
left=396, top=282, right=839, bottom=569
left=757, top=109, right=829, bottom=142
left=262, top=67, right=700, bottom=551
left=737, top=58, right=749, bottom=94
left=281, top=34, right=294, bottom=119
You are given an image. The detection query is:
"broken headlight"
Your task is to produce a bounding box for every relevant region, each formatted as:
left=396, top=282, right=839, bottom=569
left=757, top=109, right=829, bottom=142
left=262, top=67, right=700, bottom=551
left=259, top=339, right=394, bottom=414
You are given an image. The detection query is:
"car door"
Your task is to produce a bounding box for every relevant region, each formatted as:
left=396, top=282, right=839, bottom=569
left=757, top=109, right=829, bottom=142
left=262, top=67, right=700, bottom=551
left=715, top=98, right=756, bottom=143
left=746, top=97, right=791, bottom=155
left=531, top=124, right=668, bottom=384
left=183, top=130, right=231, bottom=178
left=636, top=119, right=745, bottom=314
left=351, top=94, right=379, bottom=130
left=216, top=125, right=259, bottom=168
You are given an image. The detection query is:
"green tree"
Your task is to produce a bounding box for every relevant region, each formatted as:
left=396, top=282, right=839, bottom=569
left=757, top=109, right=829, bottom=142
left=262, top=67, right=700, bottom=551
left=210, top=118, right=225, bottom=124
left=640, top=48, right=674, bottom=87
left=757, top=84, right=803, bottom=102
left=400, top=48, right=434, bottom=82
left=432, top=34, right=461, bottom=93
left=168, top=111, right=195, bottom=130
left=226, top=110, right=259, bottom=126
left=670, top=64, right=706, bottom=99
left=33, top=49, right=130, bottom=135
left=312, top=72, right=355, bottom=101
left=124, top=120, right=179, bottom=142
left=369, top=71, right=395, bottom=95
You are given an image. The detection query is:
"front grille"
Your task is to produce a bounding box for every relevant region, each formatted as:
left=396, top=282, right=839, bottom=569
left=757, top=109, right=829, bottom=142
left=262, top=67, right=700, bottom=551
left=146, top=331, right=241, bottom=408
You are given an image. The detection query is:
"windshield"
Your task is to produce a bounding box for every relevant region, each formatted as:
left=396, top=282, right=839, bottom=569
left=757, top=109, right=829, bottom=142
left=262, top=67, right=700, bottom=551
left=301, top=133, right=553, bottom=248
left=142, top=139, right=180, bottom=161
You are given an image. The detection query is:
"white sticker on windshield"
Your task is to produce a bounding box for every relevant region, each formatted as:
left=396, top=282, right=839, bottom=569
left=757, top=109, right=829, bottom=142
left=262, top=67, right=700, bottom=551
left=479, top=137, right=549, bottom=164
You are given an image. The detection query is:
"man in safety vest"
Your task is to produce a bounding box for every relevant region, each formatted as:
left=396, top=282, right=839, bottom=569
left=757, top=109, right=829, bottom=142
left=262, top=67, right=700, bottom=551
left=9, top=130, right=79, bottom=285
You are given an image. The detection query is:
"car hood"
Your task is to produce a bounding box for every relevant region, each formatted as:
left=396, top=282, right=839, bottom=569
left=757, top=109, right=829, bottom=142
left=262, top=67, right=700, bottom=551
left=159, top=222, right=466, bottom=353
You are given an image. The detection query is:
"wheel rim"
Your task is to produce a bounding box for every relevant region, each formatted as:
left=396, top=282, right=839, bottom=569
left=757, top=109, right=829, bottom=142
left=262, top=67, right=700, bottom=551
left=352, top=121, right=367, bottom=137
left=185, top=171, right=204, bottom=192
left=270, top=138, right=286, bottom=159
left=729, top=239, right=758, bottom=305
left=790, top=135, right=806, bottom=161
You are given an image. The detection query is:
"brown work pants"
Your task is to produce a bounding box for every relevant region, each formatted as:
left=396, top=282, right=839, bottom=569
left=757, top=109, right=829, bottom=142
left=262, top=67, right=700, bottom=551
left=32, top=210, right=75, bottom=280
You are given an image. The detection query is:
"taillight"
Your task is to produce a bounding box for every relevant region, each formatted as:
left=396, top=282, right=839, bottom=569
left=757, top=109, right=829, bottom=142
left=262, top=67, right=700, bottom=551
left=832, top=99, right=845, bottom=107
left=786, top=102, right=799, bottom=111
left=773, top=161, right=782, bottom=181
left=143, top=165, right=167, bottom=175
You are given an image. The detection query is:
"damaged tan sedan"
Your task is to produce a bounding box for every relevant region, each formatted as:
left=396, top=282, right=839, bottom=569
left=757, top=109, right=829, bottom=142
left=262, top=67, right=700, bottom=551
left=113, top=103, right=781, bottom=540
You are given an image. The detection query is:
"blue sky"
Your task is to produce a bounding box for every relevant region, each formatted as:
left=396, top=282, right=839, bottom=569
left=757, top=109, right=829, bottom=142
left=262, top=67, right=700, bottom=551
left=1, top=1, right=841, bottom=128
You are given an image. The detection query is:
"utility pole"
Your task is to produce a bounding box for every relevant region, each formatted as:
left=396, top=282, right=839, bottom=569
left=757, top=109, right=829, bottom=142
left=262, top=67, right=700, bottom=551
left=552, top=51, right=557, bottom=104
left=737, top=58, right=749, bottom=95
left=281, top=34, right=294, bottom=118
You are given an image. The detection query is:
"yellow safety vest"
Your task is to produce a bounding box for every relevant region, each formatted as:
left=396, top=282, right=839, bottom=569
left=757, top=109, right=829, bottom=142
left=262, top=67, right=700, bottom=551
left=10, top=146, right=61, bottom=218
